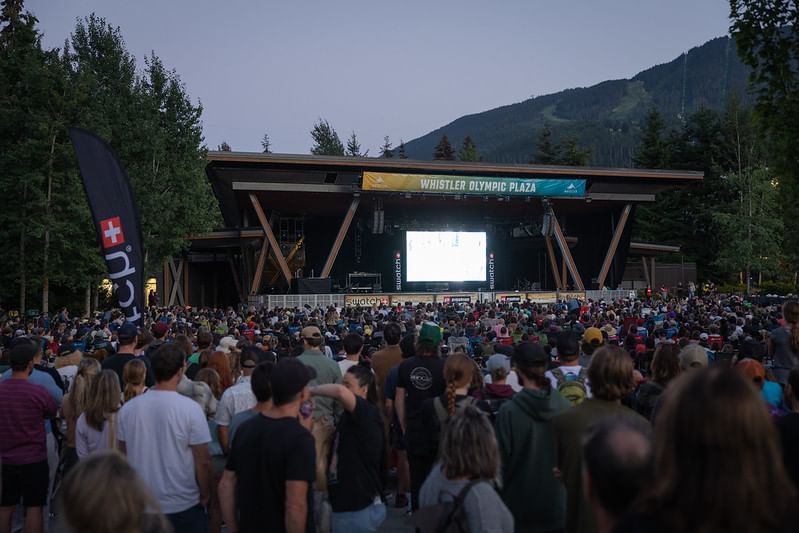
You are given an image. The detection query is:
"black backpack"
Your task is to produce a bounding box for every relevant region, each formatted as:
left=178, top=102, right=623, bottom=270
left=411, top=480, right=479, bottom=533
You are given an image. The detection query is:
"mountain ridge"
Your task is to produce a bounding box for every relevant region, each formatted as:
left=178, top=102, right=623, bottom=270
left=402, top=36, right=751, bottom=167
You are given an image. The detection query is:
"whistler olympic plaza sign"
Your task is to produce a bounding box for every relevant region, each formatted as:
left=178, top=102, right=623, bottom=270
left=362, top=172, right=586, bottom=197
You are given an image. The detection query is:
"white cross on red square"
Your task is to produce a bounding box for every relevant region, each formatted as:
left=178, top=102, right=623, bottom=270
left=100, top=216, right=125, bottom=249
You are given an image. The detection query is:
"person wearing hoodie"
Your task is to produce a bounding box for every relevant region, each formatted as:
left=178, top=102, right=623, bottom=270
left=495, top=342, right=571, bottom=532
left=479, top=354, right=516, bottom=420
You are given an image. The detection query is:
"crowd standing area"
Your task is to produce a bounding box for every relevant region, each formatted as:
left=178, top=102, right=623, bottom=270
left=1, top=294, right=799, bottom=533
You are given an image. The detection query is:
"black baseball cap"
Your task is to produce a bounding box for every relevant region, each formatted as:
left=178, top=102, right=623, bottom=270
left=117, top=322, right=139, bottom=343
left=513, top=342, right=549, bottom=368
left=270, top=358, right=317, bottom=405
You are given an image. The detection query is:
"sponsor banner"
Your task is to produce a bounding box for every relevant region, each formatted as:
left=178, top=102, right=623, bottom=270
left=344, top=295, right=391, bottom=307
left=496, top=293, right=525, bottom=303
left=441, top=293, right=478, bottom=305
left=362, top=171, right=586, bottom=197
left=559, top=291, right=587, bottom=301
left=527, top=291, right=559, bottom=303
left=394, top=251, right=402, bottom=291
left=488, top=252, right=495, bottom=290
left=69, top=128, right=144, bottom=325
left=390, top=293, right=436, bottom=305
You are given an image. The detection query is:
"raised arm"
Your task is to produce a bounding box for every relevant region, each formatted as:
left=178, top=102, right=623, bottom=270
left=310, top=384, right=356, bottom=412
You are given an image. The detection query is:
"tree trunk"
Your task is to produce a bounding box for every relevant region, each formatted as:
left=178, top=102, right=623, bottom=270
left=84, top=284, right=91, bottom=318
left=92, top=280, right=99, bottom=313
left=42, top=131, right=57, bottom=314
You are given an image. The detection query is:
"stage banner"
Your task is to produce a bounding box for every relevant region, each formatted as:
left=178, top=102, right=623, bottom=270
left=440, top=293, right=478, bottom=305
left=559, top=291, right=587, bottom=302
left=69, top=128, right=145, bottom=325
left=496, top=293, right=525, bottom=303
left=391, top=293, right=435, bottom=305
left=362, top=171, right=585, bottom=197
left=527, top=291, right=559, bottom=303
left=344, top=295, right=391, bottom=307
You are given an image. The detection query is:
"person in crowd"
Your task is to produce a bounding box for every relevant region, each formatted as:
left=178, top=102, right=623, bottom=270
left=553, top=345, right=649, bottom=533
left=769, top=300, right=799, bottom=385
left=144, top=321, right=169, bottom=360
left=777, top=368, right=799, bottom=490
left=579, top=326, right=604, bottom=367
left=57, top=451, right=172, bottom=533
left=396, top=322, right=447, bottom=511
left=736, top=358, right=785, bottom=413
left=372, top=322, right=403, bottom=399
left=228, top=361, right=274, bottom=448
left=582, top=417, right=653, bottom=533
left=61, top=357, right=101, bottom=471
left=54, top=346, right=82, bottom=390
left=215, top=346, right=259, bottom=454
left=338, top=333, right=364, bottom=376
left=207, top=351, right=234, bottom=392
left=297, top=324, right=343, bottom=528
left=479, top=354, right=516, bottom=418
left=117, top=344, right=212, bottom=533
left=219, top=358, right=317, bottom=533
left=383, top=333, right=416, bottom=511
left=417, top=406, right=514, bottom=533
left=634, top=343, right=680, bottom=421
left=75, top=370, right=122, bottom=458
left=546, top=331, right=591, bottom=405
left=188, top=328, right=214, bottom=366
left=311, top=365, right=386, bottom=532
left=194, top=367, right=225, bottom=533
left=0, top=338, right=59, bottom=533
left=678, top=343, right=709, bottom=371
left=615, top=367, right=797, bottom=533
left=102, top=322, right=154, bottom=387
left=495, top=342, right=571, bottom=532
left=122, top=358, right=147, bottom=403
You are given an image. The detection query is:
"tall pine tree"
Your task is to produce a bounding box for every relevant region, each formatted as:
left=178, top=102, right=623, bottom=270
left=261, top=133, right=271, bottom=153
left=398, top=139, right=408, bottom=159
left=380, top=136, right=393, bottom=158
left=532, top=124, right=559, bottom=164
left=458, top=136, right=480, bottom=161
left=434, top=135, right=455, bottom=160
left=310, top=119, right=344, bottom=156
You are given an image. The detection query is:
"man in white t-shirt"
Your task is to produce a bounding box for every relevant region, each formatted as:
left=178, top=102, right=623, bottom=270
left=215, top=348, right=259, bottom=454
left=118, top=343, right=212, bottom=533
left=338, top=333, right=363, bottom=376
left=545, top=331, right=591, bottom=405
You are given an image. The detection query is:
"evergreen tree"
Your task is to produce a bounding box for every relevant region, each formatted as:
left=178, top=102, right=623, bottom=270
left=310, top=119, right=344, bottom=156
left=557, top=137, right=591, bottom=166
left=458, top=136, right=480, bottom=161
left=218, top=141, right=231, bottom=151
left=261, top=133, right=271, bottom=153
left=532, top=124, right=559, bottom=164
left=633, top=110, right=667, bottom=168
left=433, top=135, right=455, bottom=160
left=398, top=139, right=408, bottom=159
left=345, top=132, right=365, bottom=157
left=380, top=136, right=393, bottom=158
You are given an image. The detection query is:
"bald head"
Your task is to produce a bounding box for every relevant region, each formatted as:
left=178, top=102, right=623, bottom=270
left=582, top=417, right=653, bottom=518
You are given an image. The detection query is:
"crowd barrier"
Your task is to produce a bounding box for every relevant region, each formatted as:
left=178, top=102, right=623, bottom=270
left=248, top=289, right=635, bottom=310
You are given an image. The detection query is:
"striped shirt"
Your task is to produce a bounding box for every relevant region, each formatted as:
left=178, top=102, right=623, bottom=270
left=0, top=378, right=58, bottom=465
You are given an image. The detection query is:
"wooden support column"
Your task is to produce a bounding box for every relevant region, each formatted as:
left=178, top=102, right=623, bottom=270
left=641, top=256, right=651, bottom=287
left=183, top=259, right=190, bottom=307
left=561, top=259, right=568, bottom=290
left=227, top=252, right=243, bottom=301
left=162, top=259, right=171, bottom=306
left=321, top=196, right=360, bottom=279
left=249, top=193, right=293, bottom=287
left=596, top=204, right=632, bottom=289
left=250, top=239, right=270, bottom=295
left=270, top=236, right=304, bottom=286
left=168, top=257, right=185, bottom=306
left=544, top=235, right=563, bottom=290
left=549, top=208, right=585, bottom=290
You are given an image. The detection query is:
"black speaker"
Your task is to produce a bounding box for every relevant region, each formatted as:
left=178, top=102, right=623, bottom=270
left=292, top=278, right=332, bottom=294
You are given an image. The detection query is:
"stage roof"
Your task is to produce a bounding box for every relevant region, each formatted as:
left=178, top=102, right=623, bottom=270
left=205, top=152, right=703, bottom=228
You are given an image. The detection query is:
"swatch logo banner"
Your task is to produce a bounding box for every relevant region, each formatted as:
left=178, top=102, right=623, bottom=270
left=362, top=171, right=586, bottom=197
left=69, top=128, right=145, bottom=325
left=394, top=252, right=402, bottom=291
left=488, top=252, right=496, bottom=290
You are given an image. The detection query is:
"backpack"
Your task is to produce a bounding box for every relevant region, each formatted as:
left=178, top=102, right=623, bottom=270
left=551, top=366, right=588, bottom=405
left=411, top=480, right=479, bottom=533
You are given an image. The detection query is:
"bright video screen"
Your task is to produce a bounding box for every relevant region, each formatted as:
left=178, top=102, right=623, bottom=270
left=406, top=231, right=487, bottom=282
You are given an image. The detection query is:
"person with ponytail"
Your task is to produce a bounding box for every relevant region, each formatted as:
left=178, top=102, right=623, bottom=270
left=61, top=358, right=101, bottom=472
left=495, top=342, right=571, bottom=532
left=75, top=370, right=122, bottom=458
left=769, top=301, right=799, bottom=385
left=310, top=364, right=386, bottom=532
left=122, top=358, right=147, bottom=403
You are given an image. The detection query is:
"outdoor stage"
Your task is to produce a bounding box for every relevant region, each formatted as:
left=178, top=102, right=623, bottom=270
left=157, top=153, right=702, bottom=308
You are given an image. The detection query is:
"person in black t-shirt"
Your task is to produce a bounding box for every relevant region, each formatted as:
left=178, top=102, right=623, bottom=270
left=311, top=364, right=386, bottom=532
left=219, top=358, right=317, bottom=533
left=102, top=322, right=155, bottom=387
left=395, top=322, right=446, bottom=511
left=777, top=368, right=799, bottom=490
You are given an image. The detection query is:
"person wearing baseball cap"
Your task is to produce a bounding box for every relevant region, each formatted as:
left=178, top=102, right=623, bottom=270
left=296, top=324, right=342, bottom=521
left=219, top=358, right=317, bottom=533
left=496, top=342, right=571, bottom=531
left=395, top=321, right=446, bottom=511
left=580, top=327, right=605, bottom=368
left=103, top=322, right=154, bottom=387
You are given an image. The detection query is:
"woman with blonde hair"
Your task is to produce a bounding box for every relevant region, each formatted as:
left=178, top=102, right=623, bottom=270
left=121, top=358, right=147, bottom=403
left=57, top=451, right=171, bottom=533
left=769, top=300, right=799, bottom=385
left=616, top=367, right=797, bottom=532
left=75, top=370, right=122, bottom=458
left=417, top=406, right=514, bottom=532
left=61, top=358, right=101, bottom=471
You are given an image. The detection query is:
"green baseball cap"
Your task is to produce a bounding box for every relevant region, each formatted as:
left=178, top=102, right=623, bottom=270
left=418, top=321, right=442, bottom=346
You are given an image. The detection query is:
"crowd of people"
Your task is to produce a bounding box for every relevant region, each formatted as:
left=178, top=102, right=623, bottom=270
left=1, top=292, right=799, bottom=533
